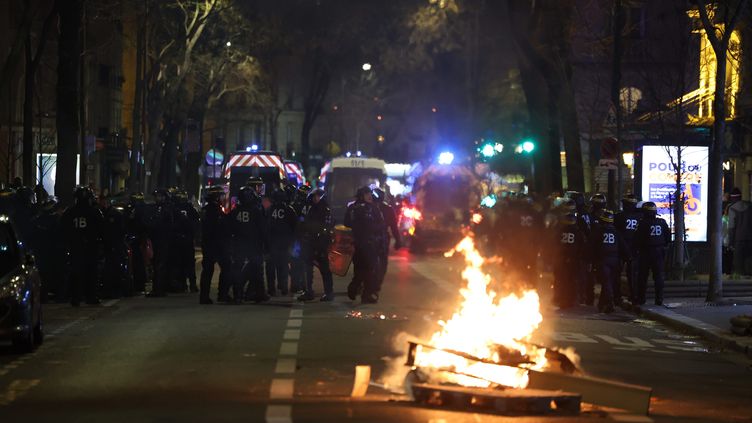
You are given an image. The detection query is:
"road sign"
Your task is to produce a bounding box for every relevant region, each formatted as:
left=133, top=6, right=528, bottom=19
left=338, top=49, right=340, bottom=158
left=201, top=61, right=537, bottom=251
left=601, top=137, right=619, bottom=159
left=598, top=159, right=618, bottom=170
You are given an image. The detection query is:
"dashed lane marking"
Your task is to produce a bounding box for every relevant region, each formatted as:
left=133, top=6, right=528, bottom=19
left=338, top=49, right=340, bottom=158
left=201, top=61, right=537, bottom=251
left=283, top=329, right=300, bottom=341
left=286, top=319, right=302, bottom=328
left=270, top=379, right=294, bottom=399
left=265, top=404, right=292, bottom=423
left=274, top=358, right=297, bottom=374
left=610, top=413, right=653, bottom=422
left=289, top=310, right=303, bottom=318
left=279, top=342, right=298, bottom=356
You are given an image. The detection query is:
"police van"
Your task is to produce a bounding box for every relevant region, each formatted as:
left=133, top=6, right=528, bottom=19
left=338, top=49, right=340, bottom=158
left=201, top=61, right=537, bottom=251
left=223, top=150, right=286, bottom=207
left=320, top=156, right=387, bottom=223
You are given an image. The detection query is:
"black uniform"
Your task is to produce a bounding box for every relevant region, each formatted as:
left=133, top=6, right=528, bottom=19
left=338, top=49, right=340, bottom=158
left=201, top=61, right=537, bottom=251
left=375, top=200, right=400, bottom=293
left=575, top=208, right=594, bottom=305
left=102, top=205, right=129, bottom=298
left=33, top=203, right=64, bottom=302
left=173, top=201, right=200, bottom=292
left=614, top=207, right=641, bottom=302
left=61, top=202, right=104, bottom=305
left=267, top=197, right=297, bottom=295
left=290, top=194, right=311, bottom=294
left=229, top=199, right=267, bottom=302
left=300, top=197, right=334, bottom=300
left=148, top=199, right=174, bottom=297
left=591, top=221, right=627, bottom=312
left=200, top=201, right=229, bottom=303
left=553, top=219, right=585, bottom=308
left=635, top=214, right=671, bottom=305
left=347, top=200, right=384, bottom=302
left=126, top=200, right=150, bottom=293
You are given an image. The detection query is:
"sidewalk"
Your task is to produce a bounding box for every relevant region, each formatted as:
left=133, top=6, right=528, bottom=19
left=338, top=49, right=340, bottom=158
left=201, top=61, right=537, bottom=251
left=631, top=297, right=752, bottom=358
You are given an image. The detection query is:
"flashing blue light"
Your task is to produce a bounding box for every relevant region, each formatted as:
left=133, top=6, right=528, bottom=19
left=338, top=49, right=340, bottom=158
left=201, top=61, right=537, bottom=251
left=356, top=150, right=362, bottom=157
left=438, top=151, right=455, bottom=165
left=346, top=151, right=352, bottom=158
left=246, top=146, right=251, bottom=152
left=251, top=144, right=259, bottom=151
left=481, top=194, right=497, bottom=208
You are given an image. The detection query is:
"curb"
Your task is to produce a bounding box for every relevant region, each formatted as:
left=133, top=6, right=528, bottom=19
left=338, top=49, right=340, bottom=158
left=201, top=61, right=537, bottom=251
left=631, top=306, right=752, bottom=358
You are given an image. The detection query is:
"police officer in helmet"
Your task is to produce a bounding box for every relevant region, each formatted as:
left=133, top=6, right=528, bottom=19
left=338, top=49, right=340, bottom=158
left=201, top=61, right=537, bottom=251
left=290, top=185, right=312, bottom=295
left=172, top=190, right=200, bottom=293
left=199, top=186, right=230, bottom=304
left=126, top=192, right=149, bottom=293
left=267, top=189, right=297, bottom=295
left=635, top=202, right=671, bottom=305
left=346, top=186, right=385, bottom=304
left=148, top=188, right=174, bottom=297
left=229, top=185, right=267, bottom=303
left=298, top=188, right=334, bottom=301
left=591, top=209, right=627, bottom=313
left=372, top=188, right=401, bottom=294
left=61, top=186, right=104, bottom=306
left=614, top=194, right=641, bottom=304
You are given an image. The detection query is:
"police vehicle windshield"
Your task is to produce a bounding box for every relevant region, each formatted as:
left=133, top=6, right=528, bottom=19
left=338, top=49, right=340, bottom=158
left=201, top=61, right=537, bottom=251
left=327, top=168, right=384, bottom=207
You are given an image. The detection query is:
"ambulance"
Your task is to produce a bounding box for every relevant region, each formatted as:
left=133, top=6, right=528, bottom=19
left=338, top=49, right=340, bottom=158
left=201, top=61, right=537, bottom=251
left=319, top=156, right=387, bottom=224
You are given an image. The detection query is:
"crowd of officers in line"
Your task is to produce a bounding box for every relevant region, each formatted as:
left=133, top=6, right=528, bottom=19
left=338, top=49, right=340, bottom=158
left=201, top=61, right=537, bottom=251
left=0, top=177, right=401, bottom=307
left=475, top=191, right=670, bottom=312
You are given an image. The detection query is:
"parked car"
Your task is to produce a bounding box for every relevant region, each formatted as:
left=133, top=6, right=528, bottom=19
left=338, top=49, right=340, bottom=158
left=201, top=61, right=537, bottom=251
left=0, top=215, right=43, bottom=352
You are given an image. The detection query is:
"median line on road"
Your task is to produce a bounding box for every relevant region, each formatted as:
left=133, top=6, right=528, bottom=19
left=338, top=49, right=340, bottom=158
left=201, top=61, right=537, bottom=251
left=266, top=306, right=303, bottom=422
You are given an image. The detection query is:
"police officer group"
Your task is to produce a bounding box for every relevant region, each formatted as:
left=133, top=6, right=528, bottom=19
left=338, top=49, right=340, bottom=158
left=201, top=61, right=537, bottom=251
left=550, top=193, right=670, bottom=312
left=476, top=191, right=671, bottom=313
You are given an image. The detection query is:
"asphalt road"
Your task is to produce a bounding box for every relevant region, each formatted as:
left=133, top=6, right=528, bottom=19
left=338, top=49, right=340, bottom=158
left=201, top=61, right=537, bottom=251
left=1, top=250, right=751, bottom=422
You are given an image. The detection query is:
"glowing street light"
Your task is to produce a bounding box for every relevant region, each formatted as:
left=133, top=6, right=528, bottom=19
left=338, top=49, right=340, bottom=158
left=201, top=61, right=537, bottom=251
left=225, top=41, right=232, bottom=47
left=522, top=140, right=535, bottom=153
left=438, top=151, right=455, bottom=165
left=362, top=62, right=372, bottom=71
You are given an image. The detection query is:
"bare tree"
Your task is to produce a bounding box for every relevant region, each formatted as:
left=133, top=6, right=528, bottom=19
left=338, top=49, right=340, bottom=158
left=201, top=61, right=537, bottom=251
left=697, top=0, right=747, bottom=301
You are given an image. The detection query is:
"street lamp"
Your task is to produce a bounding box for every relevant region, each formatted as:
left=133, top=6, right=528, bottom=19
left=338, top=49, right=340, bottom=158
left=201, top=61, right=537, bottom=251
left=225, top=41, right=232, bottom=47
left=362, top=62, right=372, bottom=71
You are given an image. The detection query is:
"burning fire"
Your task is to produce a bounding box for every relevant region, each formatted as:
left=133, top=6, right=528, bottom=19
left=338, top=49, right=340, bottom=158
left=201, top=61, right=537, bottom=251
left=413, top=235, right=548, bottom=389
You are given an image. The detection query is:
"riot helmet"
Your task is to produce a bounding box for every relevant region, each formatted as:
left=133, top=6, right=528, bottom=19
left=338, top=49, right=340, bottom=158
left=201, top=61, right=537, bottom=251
left=356, top=186, right=373, bottom=202
left=205, top=186, right=225, bottom=205
left=237, top=185, right=257, bottom=206
left=129, top=192, right=145, bottom=205
left=74, top=186, right=93, bottom=206
left=622, top=194, right=638, bottom=211
left=590, top=193, right=606, bottom=208
left=16, top=186, right=36, bottom=207
left=272, top=189, right=288, bottom=203
left=153, top=188, right=171, bottom=205
left=641, top=201, right=658, bottom=217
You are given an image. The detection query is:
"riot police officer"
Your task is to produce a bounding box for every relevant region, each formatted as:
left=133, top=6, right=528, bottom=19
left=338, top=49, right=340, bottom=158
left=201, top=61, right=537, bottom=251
left=61, top=187, right=104, bottom=306
left=298, top=188, right=334, bottom=302
left=267, top=190, right=297, bottom=295
left=126, top=192, right=149, bottom=293
left=590, top=193, right=607, bottom=223
left=614, top=194, right=641, bottom=304
left=173, top=190, right=200, bottom=293
left=33, top=198, right=62, bottom=302
left=552, top=213, right=584, bottom=309
left=346, top=186, right=384, bottom=304
left=567, top=191, right=594, bottom=305
left=635, top=202, right=671, bottom=305
left=372, top=188, right=401, bottom=294
left=148, top=188, right=174, bottom=297
left=591, top=209, right=627, bottom=313
left=102, top=196, right=129, bottom=298
left=290, top=185, right=312, bottom=295
left=199, top=186, right=229, bottom=304
left=229, top=186, right=267, bottom=303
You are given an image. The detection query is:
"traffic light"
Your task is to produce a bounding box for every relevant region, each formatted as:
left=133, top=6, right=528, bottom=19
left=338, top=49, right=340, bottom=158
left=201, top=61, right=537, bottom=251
left=522, top=140, right=535, bottom=153
left=477, top=141, right=503, bottom=159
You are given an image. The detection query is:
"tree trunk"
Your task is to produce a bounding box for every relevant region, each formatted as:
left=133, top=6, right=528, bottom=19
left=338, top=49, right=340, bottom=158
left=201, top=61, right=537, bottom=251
left=128, top=9, right=145, bottom=192
left=707, top=50, right=727, bottom=301
left=558, top=81, right=585, bottom=191
left=23, top=35, right=35, bottom=186
left=55, top=0, right=82, bottom=205
left=611, top=0, right=624, bottom=208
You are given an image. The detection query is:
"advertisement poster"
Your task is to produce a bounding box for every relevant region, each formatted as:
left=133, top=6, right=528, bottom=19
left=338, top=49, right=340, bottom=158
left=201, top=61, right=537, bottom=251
left=641, top=145, right=708, bottom=242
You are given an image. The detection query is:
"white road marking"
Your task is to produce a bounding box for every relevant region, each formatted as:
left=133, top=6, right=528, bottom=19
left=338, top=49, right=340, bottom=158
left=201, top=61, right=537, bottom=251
left=279, top=342, right=299, bottom=356
left=265, top=404, right=292, bottom=423
left=283, top=329, right=300, bottom=340
left=286, top=319, right=302, bottom=328
left=269, top=379, right=294, bottom=399
left=289, top=310, right=303, bottom=318
left=275, top=358, right=297, bottom=374
left=610, top=413, right=653, bottom=422
left=594, top=335, right=654, bottom=348
left=102, top=299, right=120, bottom=307
left=0, top=379, right=39, bottom=406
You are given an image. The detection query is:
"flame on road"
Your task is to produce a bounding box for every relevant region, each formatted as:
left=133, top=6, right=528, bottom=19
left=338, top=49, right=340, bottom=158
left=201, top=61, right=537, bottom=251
left=413, top=235, right=547, bottom=388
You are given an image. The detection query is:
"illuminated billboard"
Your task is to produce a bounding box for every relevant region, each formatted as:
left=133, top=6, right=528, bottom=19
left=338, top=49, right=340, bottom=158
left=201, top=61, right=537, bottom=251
left=640, top=145, right=708, bottom=242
